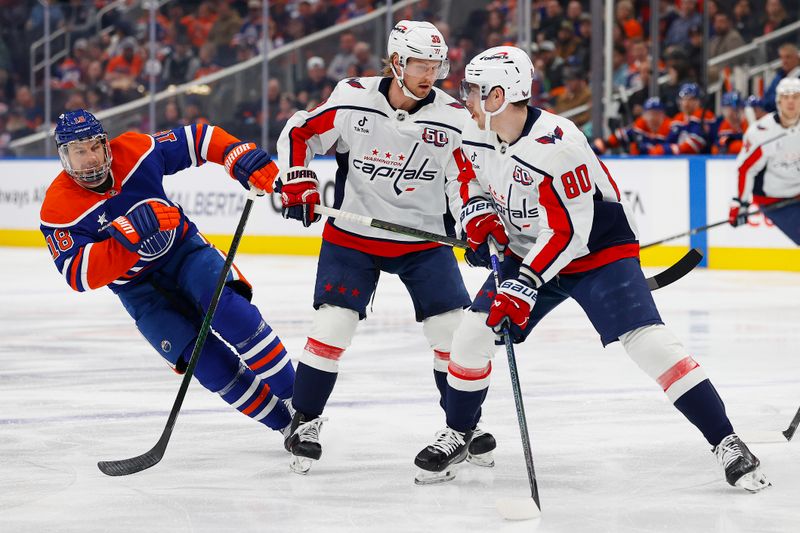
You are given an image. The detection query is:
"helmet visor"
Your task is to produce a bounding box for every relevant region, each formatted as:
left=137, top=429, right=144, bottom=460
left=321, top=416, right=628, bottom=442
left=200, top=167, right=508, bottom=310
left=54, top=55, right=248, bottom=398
left=58, top=134, right=112, bottom=185
left=403, top=58, right=450, bottom=80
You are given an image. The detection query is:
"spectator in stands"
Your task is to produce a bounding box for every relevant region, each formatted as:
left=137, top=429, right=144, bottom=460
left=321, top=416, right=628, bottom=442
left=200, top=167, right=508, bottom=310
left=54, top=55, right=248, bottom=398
left=732, top=0, right=759, bottom=42
left=565, top=1, right=584, bottom=32
left=235, top=0, right=265, bottom=53
left=162, top=39, right=200, bottom=87
left=349, top=41, right=381, bottom=77
left=194, top=43, right=221, bottom=80
left=210, top=0, right=242, bottom=66
left=85, top=88, right=106, bottom=113
left=713, top=91, right=748, bottom=155
left=627, top=58, right=653, bottom=116
left=615, top=0, right=644, bottom=40
left=708, top=12, right=746, bottom=82
left=63, top=91, right=87, bottom=111
left=297, top=56, right=335, bottom=110
left=104, top=37, right=143, bottom=104
left=183, top=97, right=209, bottom=125
left=276, top=92, right=299, bottom=122
left=685, top=23, right=705, bottom=82
left=338, top=0, right=376, bottom=22
left=573, top=12, right=592, bottom=72
left=539, top=0, right=565, bottom=42
left=537, top=40, right=565, bottom=91
left=0, top=104, right=13, bottom=157
left=612, top=45, right=630, bottom=90
left=554, top=67, right=591, bottom=128
left=664, top=0, right=702, bottom=50
left=163, top=99, right=183, bottom=127
left=327, top=30, right=357, bottom=81
left=555, top=20, right=580, bottom=62
left=181, top=1, right=217, bottom=49
left=12, top=85, right=42, bottom=132
left=763, top=43, right=800, bottom=112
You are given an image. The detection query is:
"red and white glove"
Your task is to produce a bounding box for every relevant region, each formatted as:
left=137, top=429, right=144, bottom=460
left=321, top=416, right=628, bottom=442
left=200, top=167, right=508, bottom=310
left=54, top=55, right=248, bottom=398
left=108, top=201, right=181, bottom=253
left=460, top=198, right=509, bottom=252
left=728, top=197, right=750, bottom=227
left=485, top=279, right=538, bottom=333
left=279, top=166, right=321, bottom=227
left=223, top=142, right=279, bottom=193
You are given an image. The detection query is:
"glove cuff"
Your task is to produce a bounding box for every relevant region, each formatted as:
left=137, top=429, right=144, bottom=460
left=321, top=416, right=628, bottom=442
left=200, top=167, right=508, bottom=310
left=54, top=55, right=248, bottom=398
left=223, top=142, right=256, bottom=178
left=460, top=197, right=496, bottom=229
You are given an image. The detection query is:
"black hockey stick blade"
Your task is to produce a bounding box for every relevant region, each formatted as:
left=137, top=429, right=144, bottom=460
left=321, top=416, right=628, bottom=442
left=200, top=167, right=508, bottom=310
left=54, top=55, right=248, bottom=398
left=646, top=248, right=703, bottom=291
left=782, top=407, right=800, bottom=441
left=98, top=448, right=162, bottom=476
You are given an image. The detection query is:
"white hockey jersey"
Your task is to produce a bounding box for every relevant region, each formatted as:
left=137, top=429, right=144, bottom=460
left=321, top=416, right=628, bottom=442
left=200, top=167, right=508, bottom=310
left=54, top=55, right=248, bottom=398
left=277, top=76, right=470, bottom=256
left=736, top=112, right=800, bottom=203
left=459, top=107, right=640, bottom=288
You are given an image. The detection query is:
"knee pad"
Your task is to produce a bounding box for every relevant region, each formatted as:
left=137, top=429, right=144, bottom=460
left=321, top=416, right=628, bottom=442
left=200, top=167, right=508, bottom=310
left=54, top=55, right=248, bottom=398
left=447, top=311, right=498, bottom=392
left=422, top=308, right=464, bottom=372
left=620, top=324, right=707, bottom=402
left=300, top=304, right=360, bottom=373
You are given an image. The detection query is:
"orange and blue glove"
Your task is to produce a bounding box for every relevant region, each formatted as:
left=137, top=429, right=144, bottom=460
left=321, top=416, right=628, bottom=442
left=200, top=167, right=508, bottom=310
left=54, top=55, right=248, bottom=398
left=108, top=201, right=181, bottom=253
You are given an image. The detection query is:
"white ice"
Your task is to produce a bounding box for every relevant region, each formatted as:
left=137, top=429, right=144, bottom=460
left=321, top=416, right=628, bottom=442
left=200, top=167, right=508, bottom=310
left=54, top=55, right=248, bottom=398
left=1, top=247, right=799, bottom=533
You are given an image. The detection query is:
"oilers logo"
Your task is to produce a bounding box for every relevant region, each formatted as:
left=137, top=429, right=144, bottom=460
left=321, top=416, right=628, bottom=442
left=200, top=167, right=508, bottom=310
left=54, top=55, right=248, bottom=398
left=129, top=199, right=177, bottom=261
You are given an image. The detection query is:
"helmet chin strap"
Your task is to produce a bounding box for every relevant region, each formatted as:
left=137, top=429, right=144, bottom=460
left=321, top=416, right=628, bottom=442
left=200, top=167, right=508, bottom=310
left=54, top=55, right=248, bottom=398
left=478, top=97, right=510, bottom=132
left=391, top=62, right=424, bottom=101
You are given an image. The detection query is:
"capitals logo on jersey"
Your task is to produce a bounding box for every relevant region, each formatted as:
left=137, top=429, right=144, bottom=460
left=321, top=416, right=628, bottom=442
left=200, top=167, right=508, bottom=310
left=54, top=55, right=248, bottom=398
left=536, top=126, right=564, bottom=144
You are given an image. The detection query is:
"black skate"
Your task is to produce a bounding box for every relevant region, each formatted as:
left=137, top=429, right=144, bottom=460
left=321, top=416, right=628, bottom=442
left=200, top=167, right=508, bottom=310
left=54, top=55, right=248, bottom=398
left=467, top=426, right=496, bottom=467
left=284, top=411, right=327, bottom=475
left=713, top=433, right=770, bottom=492
left=414, top=427, right=473, bottom=485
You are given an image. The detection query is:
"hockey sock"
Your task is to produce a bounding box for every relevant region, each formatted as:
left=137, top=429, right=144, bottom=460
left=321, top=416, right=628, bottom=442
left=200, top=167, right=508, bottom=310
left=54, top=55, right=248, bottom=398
left=292, top=362, right=338, bottom=418
left=673, top=379, right=734, bottom=447
left=190, top=336, right=291, bottom=431
left=434, top=369, right=448, bottom=411
left=206, top=287, right=295, bottom=399
left=445, top=385, right=486, bottom=433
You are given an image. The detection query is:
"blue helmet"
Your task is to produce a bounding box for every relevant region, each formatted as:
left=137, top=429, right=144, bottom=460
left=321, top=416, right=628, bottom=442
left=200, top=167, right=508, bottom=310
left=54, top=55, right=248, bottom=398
left=745, top=95, right=764, bottom=109
left=643, top=97, right=664, bottom=112
left=678, top=83, right=701, bottom=99
left=54, top=109, right=112, bottom=185
left=721, top=91, right=743, bottom=108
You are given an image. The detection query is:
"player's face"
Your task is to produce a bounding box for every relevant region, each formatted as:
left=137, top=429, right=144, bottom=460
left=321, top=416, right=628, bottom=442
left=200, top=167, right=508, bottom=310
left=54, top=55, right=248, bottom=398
left=65, top=138, right=108, bottom=188
left=679, top=96, right=699, bottom=115
left=462, top=82, right=487, bottom=128
left=643, top=109, right=663, bottom=131
left=402, top=58, right=442, bottom=98
left=778, top=92, right=800, bottom=124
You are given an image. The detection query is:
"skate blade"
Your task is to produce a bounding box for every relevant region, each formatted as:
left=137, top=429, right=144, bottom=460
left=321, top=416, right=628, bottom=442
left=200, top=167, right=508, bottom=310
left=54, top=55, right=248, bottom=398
left=735, top=470, right=771, bottom=493
left=414, top=468, right=456, bottom=485
left=467, top=451, right=495, bottom=468
left=289, top=455, right=315, bottom=475
left=496, top=497, right=542, bottom=520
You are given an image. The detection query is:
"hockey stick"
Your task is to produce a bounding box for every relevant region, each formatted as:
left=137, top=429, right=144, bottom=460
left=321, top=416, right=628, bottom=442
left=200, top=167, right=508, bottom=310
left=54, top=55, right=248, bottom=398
left=97, top=187, right=262, bottom=476
left=783, top=406, right=800, bottom=441
left=316, top=204, right=700, bottom=291
left=488, top=239, right=541, bottom=520
left=641, top=195, right=800, bottom=249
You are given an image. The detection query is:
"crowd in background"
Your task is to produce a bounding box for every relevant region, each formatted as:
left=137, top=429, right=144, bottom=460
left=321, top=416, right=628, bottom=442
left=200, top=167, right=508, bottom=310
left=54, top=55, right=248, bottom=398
left=1, top=0, right=799, bottom=157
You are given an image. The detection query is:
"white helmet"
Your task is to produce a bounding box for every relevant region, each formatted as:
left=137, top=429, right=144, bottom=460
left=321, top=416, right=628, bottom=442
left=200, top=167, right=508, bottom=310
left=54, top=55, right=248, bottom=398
left=387, top=20, right=449, bottom=100
left=461, top=46, right=534, bottom=130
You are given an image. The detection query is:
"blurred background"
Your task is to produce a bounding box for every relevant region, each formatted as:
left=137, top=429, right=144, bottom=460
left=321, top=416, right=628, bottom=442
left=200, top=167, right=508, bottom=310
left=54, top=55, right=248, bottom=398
left=0, top=0, right=798, bottom=158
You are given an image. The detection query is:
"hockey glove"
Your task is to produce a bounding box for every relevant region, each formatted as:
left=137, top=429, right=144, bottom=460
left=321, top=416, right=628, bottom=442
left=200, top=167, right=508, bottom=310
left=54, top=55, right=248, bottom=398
left=464, top=241, right=492, bottom=268
left=485, top=279, right=537, bottom=334
left=223, top=142, right=279, bottom=193
left=278, top=166, right=321, bottom=227
left=108, top=201, right=181, bottom=253
left=728, top=197, right=750, bottom=227
left=460, top=198, right=509, bottom=253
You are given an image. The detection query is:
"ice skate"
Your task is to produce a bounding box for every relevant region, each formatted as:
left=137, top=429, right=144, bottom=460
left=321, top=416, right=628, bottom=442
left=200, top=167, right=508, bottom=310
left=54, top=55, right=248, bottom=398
left=467, top=425, right=496, bottom=467
left=713, top=433, right=770, bottom=493
left=284, top=411, right=327, bottom=475
left=414, top=427, right=473, bottom=485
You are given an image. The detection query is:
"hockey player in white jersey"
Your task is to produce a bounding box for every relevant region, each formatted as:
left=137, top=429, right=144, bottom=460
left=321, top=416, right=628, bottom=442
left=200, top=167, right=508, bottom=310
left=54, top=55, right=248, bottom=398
left=413, top=46, right=770, bottom=493
left=276, top=20, right=496, bottom=474
left=729, top=77, right=800, bottom=243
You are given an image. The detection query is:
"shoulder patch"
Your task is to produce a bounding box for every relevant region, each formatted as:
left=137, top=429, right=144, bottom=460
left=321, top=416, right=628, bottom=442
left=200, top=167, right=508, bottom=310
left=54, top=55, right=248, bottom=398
left=535, top=125, right=564, bottom=144
left=346, top=78, right=366, bottom=89
left=109, top=132, right=155, bottom=187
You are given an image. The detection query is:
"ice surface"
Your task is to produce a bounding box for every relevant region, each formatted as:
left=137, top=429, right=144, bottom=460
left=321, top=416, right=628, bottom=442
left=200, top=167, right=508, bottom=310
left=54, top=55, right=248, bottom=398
left=1, top=248, right=798, bottom=532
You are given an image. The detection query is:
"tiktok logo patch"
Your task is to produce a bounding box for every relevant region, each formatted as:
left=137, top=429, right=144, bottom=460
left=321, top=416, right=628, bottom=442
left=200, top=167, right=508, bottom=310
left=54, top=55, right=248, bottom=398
left=352, top=115, right=372, bottom=135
